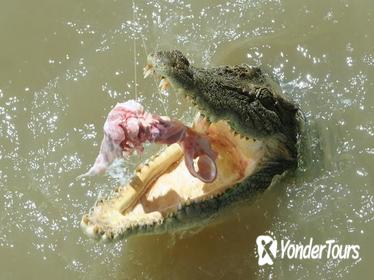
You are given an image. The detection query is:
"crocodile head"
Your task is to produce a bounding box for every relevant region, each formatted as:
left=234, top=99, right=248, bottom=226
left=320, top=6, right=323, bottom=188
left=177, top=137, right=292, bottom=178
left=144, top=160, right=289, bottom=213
left=81, top=50, right=300, bottom=241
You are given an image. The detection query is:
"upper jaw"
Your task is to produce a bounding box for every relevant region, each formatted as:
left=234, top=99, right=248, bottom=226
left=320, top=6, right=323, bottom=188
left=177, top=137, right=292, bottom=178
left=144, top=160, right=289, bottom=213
left=143, top=53, right=157, bottom=78
left=143, top=55, right=172, bottom=91
left=144, top=53, right=166, bottom=78
left=144, top=58, right=247, bottom=140
left=143, top=63, right=155, bottom=79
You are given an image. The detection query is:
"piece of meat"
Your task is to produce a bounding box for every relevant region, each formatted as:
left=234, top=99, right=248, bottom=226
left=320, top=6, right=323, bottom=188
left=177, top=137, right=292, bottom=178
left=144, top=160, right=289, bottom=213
left=78, top=100, right=217, bottom=183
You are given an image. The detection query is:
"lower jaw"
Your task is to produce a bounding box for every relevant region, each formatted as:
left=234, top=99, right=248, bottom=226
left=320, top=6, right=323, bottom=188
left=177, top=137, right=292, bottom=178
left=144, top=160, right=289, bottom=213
left=81, top=118, right=264, bottom=241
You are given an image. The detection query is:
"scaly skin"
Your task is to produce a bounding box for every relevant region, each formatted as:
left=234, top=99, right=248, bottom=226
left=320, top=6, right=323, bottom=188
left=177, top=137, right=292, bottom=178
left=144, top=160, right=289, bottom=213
left=147, top=50, right=299, bottom=157
left=81, top=50, right=300, bottom=241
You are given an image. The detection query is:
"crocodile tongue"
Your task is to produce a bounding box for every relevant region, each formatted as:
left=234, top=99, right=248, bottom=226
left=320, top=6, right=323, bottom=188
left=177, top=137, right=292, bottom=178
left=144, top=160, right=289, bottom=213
left=155, top=118, right=217, bottom=183
left=79, top=100, right=217, bottom=183
left=179, top=128, right=217, bottom=183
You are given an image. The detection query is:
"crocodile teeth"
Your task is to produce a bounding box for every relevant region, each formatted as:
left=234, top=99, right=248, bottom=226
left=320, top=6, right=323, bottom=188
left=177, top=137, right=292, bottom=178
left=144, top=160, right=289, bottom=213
left=93, top=225, right=102, bottom=235
left=159, top=78, right=170, bottom=90
left=82, top=214, right=90, bottom=225
left=143, top=64, right=154, bottom=78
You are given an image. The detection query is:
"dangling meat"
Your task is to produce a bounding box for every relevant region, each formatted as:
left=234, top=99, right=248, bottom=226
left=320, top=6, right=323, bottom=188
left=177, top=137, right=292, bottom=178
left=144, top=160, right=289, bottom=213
left=79, top=100, right=217, bottom=183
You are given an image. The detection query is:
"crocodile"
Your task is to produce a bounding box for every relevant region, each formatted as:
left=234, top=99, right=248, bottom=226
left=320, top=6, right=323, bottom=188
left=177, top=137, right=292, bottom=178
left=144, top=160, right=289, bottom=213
left=80, top=50, right=300, bottom=241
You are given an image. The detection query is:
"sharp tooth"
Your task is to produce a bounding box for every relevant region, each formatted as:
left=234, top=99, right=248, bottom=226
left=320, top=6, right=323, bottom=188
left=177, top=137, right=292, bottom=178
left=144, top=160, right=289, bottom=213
left=159, top=78, right=170, bottom=90
left=158, top=79, right=164, bottom=88
left=144, top=69, right=153, bottom=79
left=82, top=214, right=89, bottom=225
left=93, top=226, right=101, bottom=235
left=143, top=65, right=154, bottom=78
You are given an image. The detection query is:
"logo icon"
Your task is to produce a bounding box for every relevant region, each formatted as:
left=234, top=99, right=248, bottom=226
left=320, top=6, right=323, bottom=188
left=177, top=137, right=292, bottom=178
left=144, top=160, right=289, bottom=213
left=256, top=235, right=277, bottom=266
left=255, top=234, right=360, bottom=265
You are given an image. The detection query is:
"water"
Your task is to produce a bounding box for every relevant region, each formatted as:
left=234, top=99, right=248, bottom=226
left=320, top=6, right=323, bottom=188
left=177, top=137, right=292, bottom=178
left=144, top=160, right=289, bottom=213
left=0, top=0, right=373, bottom=279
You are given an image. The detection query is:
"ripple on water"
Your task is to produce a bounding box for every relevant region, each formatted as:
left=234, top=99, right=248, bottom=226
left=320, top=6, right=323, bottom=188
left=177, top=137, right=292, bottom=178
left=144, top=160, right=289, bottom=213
left=0, top=0, right=373, bottom=278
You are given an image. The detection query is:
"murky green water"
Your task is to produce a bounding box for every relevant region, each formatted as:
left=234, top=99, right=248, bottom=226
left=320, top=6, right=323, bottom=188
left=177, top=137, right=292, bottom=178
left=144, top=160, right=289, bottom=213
left=0, top=0, right=373, bottom=279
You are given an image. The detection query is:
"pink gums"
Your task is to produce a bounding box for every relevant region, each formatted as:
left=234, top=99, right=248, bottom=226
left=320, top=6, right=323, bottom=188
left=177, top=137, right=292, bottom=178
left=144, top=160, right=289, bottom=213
left=79, top=100, right=217, bottom=183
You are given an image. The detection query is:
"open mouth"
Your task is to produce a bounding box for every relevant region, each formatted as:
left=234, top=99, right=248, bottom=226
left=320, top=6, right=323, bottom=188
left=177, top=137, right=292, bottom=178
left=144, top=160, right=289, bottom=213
left=80, top=52, right=266, bottom=241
